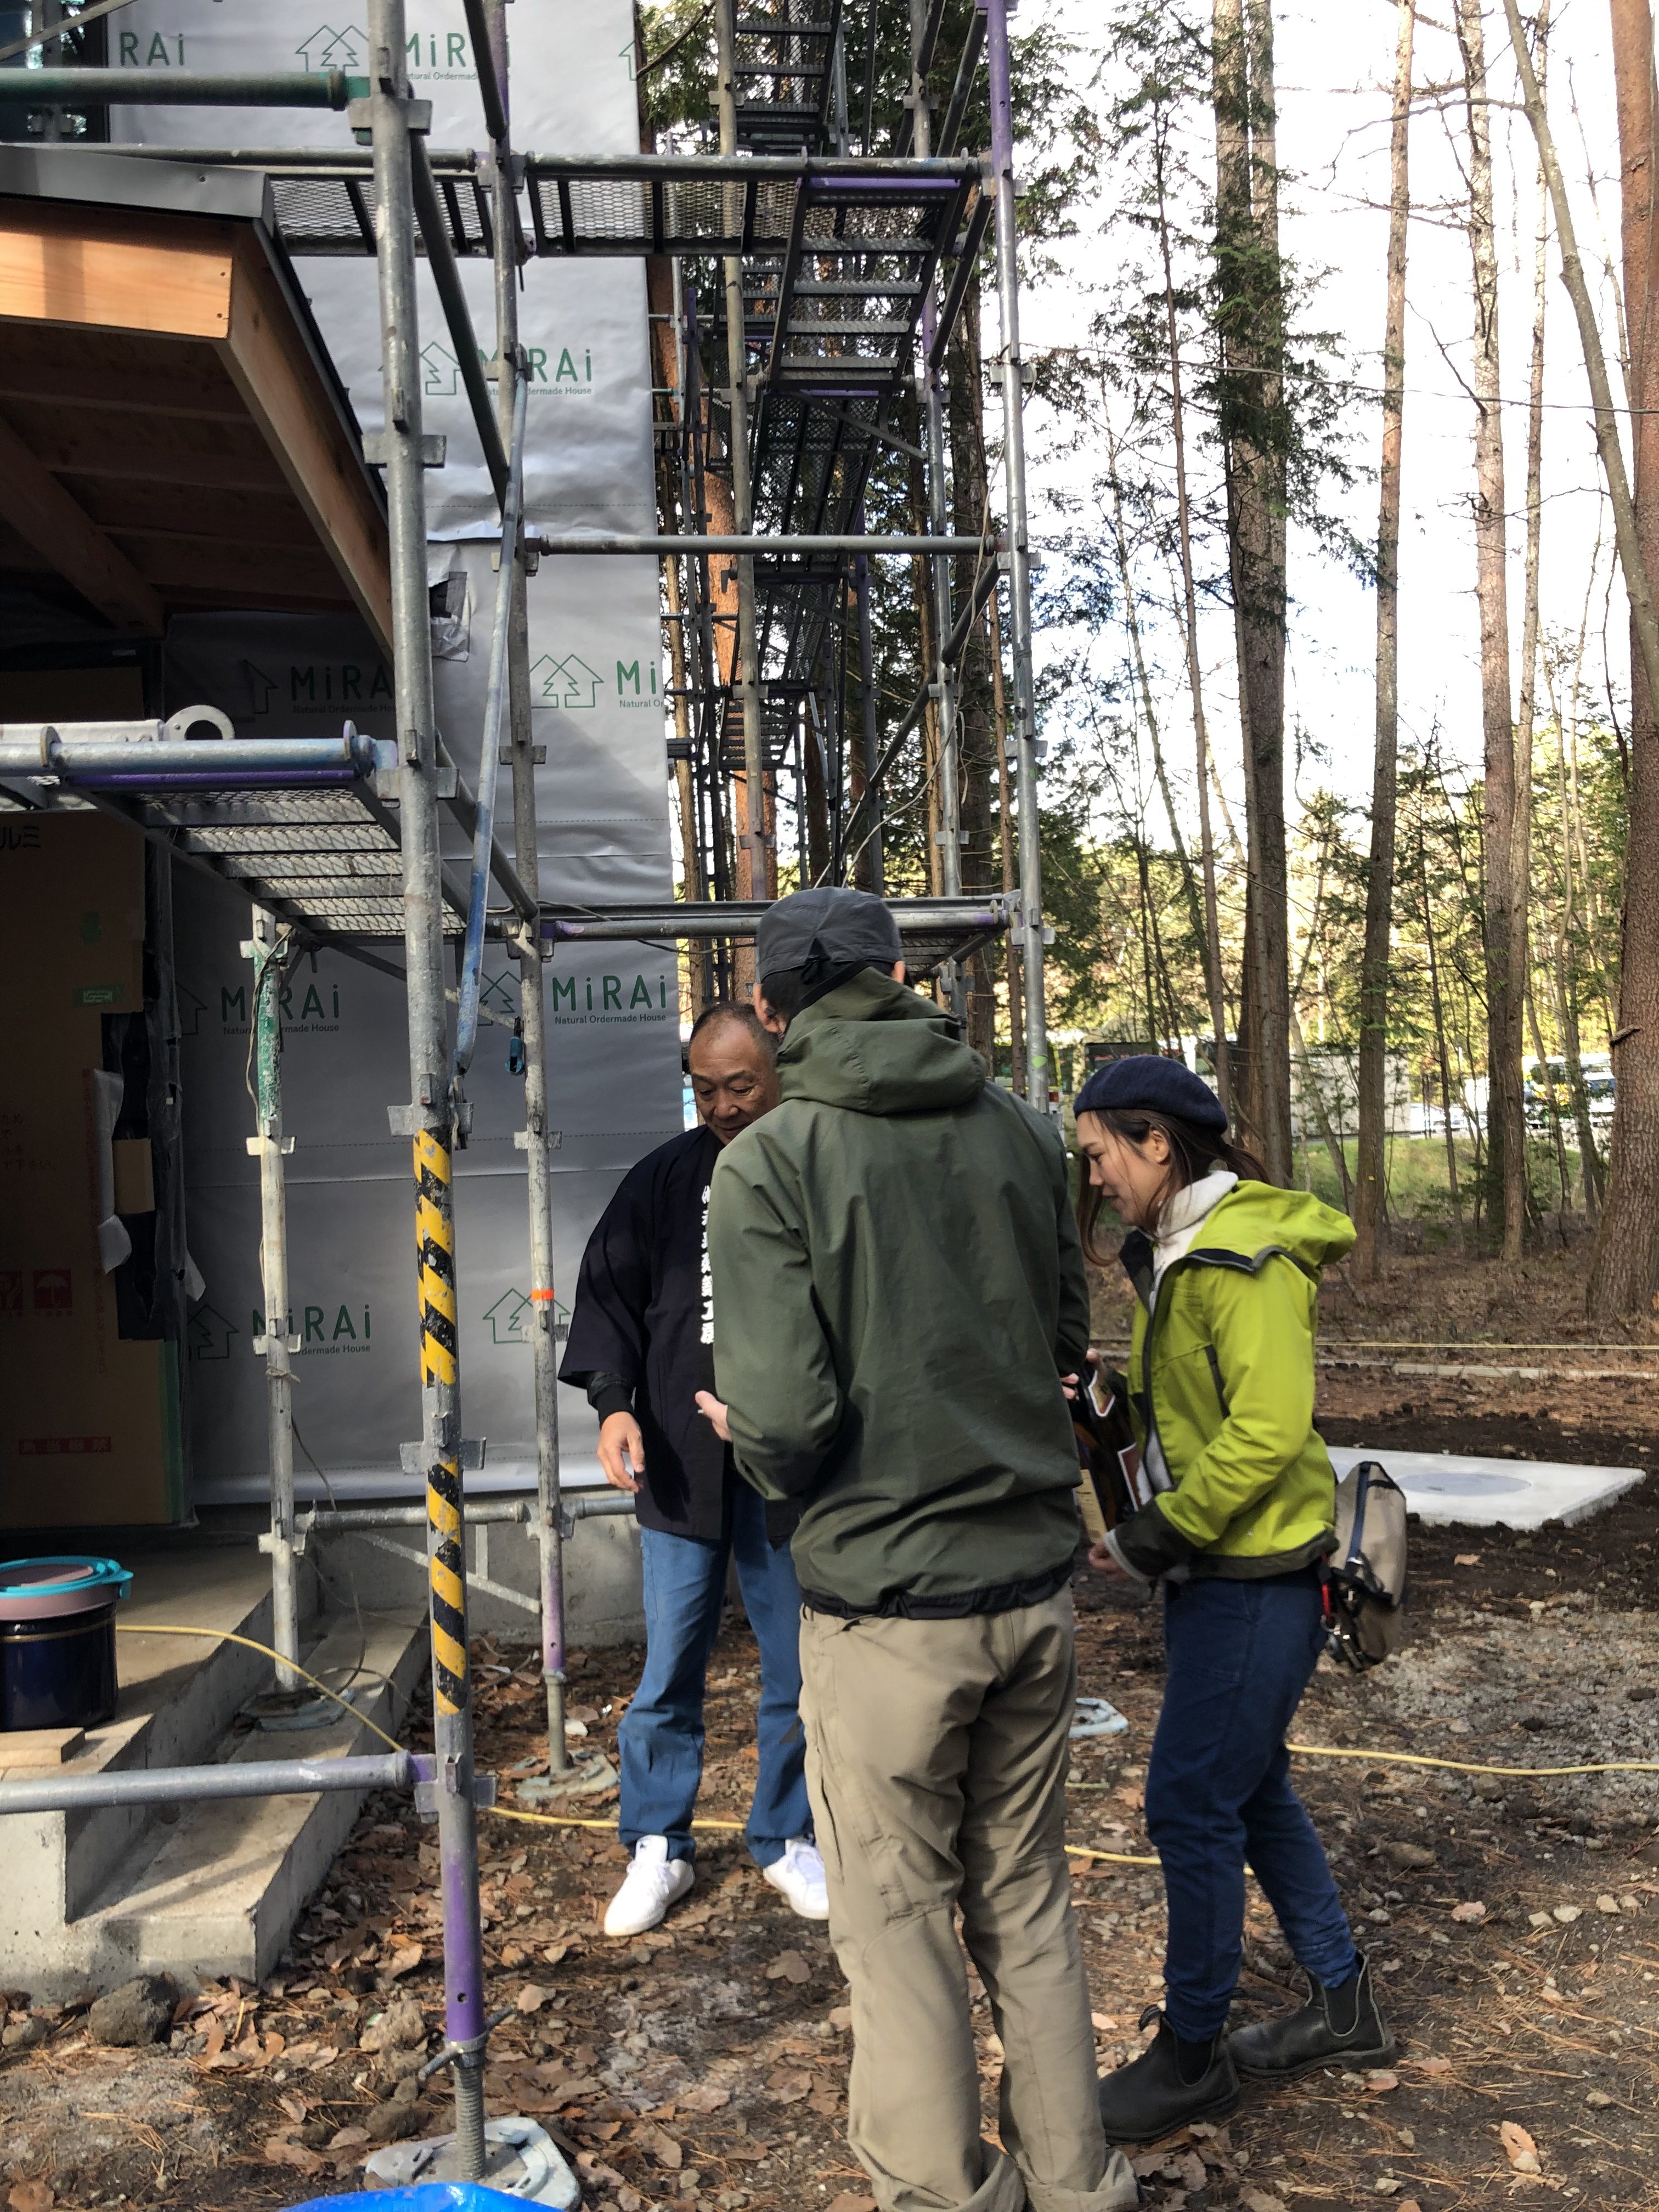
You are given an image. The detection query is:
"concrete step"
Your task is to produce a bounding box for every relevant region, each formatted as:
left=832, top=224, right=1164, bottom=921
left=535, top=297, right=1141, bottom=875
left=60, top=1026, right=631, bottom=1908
left=85, top=1609, right=430, bottom=1989
left=2, top=1549, right=308, bottom=1951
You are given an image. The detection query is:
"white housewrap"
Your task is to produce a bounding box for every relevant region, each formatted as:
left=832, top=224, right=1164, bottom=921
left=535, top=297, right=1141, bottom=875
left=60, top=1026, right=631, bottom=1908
left=107, top=2, right=679, bottom=1499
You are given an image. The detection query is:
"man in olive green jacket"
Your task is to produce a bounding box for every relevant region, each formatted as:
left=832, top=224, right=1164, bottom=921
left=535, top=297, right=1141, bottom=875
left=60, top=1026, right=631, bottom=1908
left=697, top=888, right=1136, bottom=2212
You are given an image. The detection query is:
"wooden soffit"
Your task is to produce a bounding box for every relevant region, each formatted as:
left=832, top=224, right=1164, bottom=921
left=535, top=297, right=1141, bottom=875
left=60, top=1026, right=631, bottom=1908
left=0, top=147, right=391, bottom=652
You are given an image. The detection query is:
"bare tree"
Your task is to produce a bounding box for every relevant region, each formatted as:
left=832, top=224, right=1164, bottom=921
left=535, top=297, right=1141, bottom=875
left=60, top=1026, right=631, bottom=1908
left=1590, top=0, right=1659, bottom=1312
left=1455, top=0, right=1527, bottom=1260
left=1353, top=0, right=1415, bottom=1280
left=1214, top=0, right=1293, bottom=1181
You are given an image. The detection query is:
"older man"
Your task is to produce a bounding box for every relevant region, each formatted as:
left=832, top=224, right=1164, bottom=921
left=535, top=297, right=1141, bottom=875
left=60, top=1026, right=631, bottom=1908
left=561, top=1002, right=826, bottom=1937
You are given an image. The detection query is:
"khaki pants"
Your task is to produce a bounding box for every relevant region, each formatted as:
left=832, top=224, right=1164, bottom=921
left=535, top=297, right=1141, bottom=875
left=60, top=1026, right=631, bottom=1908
left=799, top=1593, right=1138, bottom=2212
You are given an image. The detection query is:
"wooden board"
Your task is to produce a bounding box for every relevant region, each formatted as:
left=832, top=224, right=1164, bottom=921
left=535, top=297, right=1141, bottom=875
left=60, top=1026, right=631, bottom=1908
left=0, top=1727, right=87, bottom=1769
left=0, top=199, right=233, bottom=340
left=223, top=231, right=393, bottom=653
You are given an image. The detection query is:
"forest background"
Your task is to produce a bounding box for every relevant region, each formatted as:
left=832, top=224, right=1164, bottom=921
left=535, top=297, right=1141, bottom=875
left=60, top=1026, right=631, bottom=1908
left=639, top=0, right=1659, bottom=1318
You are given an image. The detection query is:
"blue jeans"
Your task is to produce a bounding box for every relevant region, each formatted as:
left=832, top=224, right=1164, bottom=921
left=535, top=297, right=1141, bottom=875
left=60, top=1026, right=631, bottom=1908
left=619, top=1479, right=810, bottom=1868
left=1144, top=1574, right=1358, bottom=2040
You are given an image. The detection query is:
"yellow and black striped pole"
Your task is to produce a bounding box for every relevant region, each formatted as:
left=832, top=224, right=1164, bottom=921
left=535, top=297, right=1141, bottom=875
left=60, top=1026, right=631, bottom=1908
left=415, top=1127, right=467, bottom=1715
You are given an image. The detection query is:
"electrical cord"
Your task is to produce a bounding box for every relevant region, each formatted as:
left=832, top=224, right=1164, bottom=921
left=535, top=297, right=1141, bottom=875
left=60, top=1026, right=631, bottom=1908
left=106, top=1624, right=1659, bottom=1876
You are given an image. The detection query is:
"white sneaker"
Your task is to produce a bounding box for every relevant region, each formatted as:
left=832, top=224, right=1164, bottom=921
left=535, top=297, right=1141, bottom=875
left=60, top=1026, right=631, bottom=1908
left=761, top=1836, right=830, bottom=1921
left=604, top=1836, right=695, bottom=1937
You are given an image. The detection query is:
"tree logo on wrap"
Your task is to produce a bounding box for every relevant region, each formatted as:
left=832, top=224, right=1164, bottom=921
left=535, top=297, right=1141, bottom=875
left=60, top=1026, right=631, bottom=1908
left=549, top=970, right=673, bottom=1028
left=484, top=1290, right=570, bottom=1346
left=294, top=25, right=365, bottom=71
left=421, top=341, right=464, bottom=398
left=188, top=1304, right=238, bottom=1361
left=530, top=653, right=602, bottom=710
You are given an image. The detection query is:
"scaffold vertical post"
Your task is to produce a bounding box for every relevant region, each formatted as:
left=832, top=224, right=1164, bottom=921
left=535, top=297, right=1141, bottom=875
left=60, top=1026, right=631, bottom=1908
left=482, top=0, right=571, bottom=1782
left=715, top=0, right=769, bottom=923
left=368, top=0, right=488, bottom=2173
left=250, top=906, right=300, bottom=1692
left=912, top=0, right=963, bottom=1024
left=984, top=0, right=1048, bottom=1109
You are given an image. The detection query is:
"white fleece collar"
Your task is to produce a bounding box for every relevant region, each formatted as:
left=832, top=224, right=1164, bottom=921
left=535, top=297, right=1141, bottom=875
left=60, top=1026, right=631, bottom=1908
left=1151, top=1169, right=1238, bottom=1284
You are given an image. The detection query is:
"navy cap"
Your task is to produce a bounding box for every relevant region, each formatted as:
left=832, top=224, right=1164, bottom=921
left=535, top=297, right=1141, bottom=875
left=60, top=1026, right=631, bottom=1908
left=756, top=885, right=902, bottom=983
left=1073, top=1054, right=1228, bottom=1134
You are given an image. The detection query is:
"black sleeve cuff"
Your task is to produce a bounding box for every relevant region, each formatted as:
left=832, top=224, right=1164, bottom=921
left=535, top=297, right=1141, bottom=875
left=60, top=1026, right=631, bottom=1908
left=586, top=1374, right=634, bottom=1423
left=1111, top=1500, right=1199, bottom=1579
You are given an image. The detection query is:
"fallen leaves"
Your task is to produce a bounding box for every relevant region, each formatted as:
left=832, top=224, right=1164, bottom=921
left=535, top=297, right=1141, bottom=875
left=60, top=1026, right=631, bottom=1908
left=8, top=2184, right=54, bottom=2212
left=262, top=2135, right=324, bottom=2176
left=383, top=1944, right=424, bottom=1980
left=765, top=1949, right=812, bottom=1984
left=765, top=2066, right=813, bottom=2103
left=1364, top=2070, right=1400, bottom=2094
left=1406, top=2054, right=1452, bottom=2076
left=634, top=2122, right=682, bottom=2171
left=676, top=2083, right=731, bottom=2113
left=824, top=2196, right=875, bottom=2212
left=1449, top=1900, right=1487, bottom=1923
left=1499, top=2120, right=1542, bottom=2175
left=516, top=1984, right=553, bottom=2013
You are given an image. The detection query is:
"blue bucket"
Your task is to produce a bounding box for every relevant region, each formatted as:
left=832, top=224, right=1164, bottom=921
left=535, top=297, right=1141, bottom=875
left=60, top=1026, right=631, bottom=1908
left=0, top=1556, right=132, bottom=1731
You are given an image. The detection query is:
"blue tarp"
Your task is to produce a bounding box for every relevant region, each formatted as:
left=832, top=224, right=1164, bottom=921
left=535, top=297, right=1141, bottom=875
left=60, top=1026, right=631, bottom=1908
left=286, top=2186, right=535, bottom=2212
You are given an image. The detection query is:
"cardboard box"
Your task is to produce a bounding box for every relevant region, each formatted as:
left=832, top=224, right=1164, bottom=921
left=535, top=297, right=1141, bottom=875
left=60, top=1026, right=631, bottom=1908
left=0, top=811, right=184, bottom=1527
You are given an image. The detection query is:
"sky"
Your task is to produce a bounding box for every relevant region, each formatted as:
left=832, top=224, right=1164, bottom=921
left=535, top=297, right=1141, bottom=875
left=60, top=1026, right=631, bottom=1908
left=1003, top=0, right=1630, bottom=825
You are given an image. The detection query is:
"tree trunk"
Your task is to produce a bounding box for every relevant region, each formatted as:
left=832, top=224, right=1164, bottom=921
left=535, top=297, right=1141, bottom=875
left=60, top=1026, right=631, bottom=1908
left=1420, top=824, right=1467, bottom=1250
left=1214, top=0, right=1293, bottom=1182
left=1154, top=104, right=1230, bottom=1109
left=1457, top=0, right=1526, bottom=1261
left=1354, top=0, right=1415, bottom=1280
left=1592, top=0, right=1659, bottom=1312
left=1511, top=0, right=1551, bottom=1233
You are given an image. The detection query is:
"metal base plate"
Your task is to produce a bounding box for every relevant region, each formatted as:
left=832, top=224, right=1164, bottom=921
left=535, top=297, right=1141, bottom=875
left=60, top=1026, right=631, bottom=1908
left=246, top=1685, right=359, bottom=1733
left=513, top=1751, right=618, bottom=1804
left=365, top=2117, right=580, bottom=2203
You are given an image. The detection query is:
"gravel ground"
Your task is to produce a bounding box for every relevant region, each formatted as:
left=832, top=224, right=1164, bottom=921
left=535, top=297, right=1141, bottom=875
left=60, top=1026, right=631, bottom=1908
left=4, top=1256, right=1658, bottom=2212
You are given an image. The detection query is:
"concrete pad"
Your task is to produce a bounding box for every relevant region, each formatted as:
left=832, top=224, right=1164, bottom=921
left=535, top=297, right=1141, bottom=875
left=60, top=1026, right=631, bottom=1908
left=1328, top=1447, right=1645, bottom=1530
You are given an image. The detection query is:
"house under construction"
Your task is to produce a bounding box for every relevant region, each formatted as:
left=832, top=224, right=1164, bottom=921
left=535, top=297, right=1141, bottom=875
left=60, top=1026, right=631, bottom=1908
left=0, top=0, right=1047, bottom=2182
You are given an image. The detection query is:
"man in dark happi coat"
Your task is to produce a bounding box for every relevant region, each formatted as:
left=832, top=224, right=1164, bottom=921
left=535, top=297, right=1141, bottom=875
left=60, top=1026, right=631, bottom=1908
left=560, top=1003, right=825, bottom=1937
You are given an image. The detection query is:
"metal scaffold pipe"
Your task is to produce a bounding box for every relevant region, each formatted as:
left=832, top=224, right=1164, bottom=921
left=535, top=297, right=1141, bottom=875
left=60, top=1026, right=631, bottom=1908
left=367, top=0, right=488, bottom=2175
left=0, top=1753, right=417, bottom=1819
left=248, top=910, right=301, bottom=1694
left=528, top=533, right=988, bottom=557
left=715, top=0, right=770, bottom=922
left=481, top=0, right=572, bottom=1785
left=984, top=0, right=1049, bottom=1110
left=0, top=69, right=362, bottom=105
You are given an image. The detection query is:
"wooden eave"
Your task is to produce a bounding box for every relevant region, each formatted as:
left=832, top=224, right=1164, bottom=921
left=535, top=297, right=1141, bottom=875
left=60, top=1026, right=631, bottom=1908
left=0, top=178, right=392, bottom=651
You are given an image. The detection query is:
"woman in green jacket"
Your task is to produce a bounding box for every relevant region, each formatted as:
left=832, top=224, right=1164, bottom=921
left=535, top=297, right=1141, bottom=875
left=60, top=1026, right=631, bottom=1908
left=1074, top=1057, right=1393, bottom=2143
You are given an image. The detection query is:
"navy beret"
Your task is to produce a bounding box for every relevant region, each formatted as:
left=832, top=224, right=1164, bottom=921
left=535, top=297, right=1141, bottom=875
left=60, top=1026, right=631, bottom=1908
left=1073, top=1053, right=1228, bottom=1135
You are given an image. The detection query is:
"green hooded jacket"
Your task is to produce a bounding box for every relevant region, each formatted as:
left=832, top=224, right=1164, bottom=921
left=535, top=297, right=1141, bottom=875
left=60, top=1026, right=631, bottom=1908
left=708, top=969, right=1090, bottom=1612
left=1113, top=1181, right=1355, bottom=1580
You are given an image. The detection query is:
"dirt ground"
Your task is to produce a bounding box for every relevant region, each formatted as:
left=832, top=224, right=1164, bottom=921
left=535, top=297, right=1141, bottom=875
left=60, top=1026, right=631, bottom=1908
left=4, top=1249, right=1659, bottom=2212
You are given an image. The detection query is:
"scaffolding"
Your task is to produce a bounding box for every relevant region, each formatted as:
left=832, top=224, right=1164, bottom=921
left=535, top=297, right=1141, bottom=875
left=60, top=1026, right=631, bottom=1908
left=0, top=0, right=1047, bottom=2182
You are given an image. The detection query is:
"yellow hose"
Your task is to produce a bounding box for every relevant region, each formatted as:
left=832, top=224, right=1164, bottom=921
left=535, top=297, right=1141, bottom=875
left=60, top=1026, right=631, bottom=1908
left=113, top=1622, right=1659, bottom=1876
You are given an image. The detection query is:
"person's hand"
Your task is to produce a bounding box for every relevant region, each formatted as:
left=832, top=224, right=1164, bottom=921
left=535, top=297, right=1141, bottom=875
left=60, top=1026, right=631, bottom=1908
left=695, top=1389, right=732, bottom=1442
left=1060, top=1372, right=1080, bottom=1402
left=1088, top=1537, right=1127, bottom=1580
left=598, top=1410, right=644, bottom=1494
